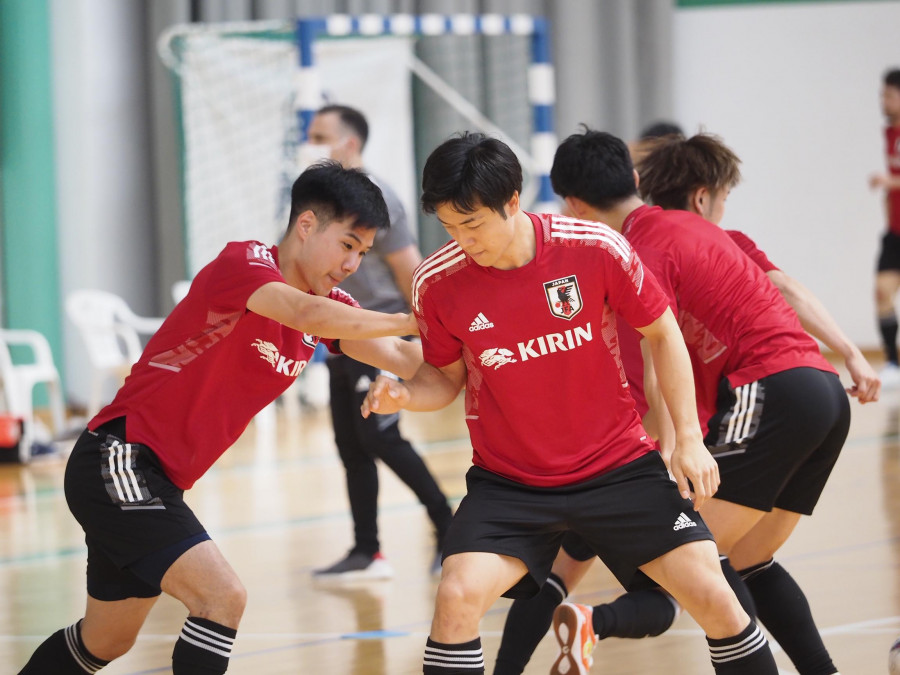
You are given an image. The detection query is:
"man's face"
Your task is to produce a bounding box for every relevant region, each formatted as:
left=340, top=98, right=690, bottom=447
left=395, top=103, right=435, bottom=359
left=307, top=113, right=354, bottom=166
left=435, top=198, right=518, bottom=268
left=297, top=216, right=375, bottom=295
left=882, top=85, right=900, bottom=122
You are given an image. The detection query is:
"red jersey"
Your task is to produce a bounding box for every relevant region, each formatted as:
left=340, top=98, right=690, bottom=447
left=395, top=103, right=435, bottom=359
left=726, top=230, right=779, bottom=273
left=412, top=213, right=669, bottom=487
left=91, top=241, right=350, bottom=489
left=622, top=228, right=782, bottom=418
left=885, top=126, right=900, bottom=234
left=622, top=206, right=835, bottom=431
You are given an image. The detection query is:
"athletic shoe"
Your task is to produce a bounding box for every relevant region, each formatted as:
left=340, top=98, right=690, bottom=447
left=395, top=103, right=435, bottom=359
left=889, top=634, right=900, bottom=674
left=312, top=550, right=393, bottom=580
left=551, top=602, right=598, bottom=675
left=881, top=362, right=900, bottom=390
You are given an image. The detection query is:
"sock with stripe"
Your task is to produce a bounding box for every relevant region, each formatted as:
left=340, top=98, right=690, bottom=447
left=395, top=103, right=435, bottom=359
left=592, top=587, right=679, bottom=639
left=719, top=556, right=757, bottom=618
left=880, top=314, right=899, bottom=364
left=741, top=559, right=838, bottom=675
left=493, top=572, right=567, bottom=674
left=707, top=620, right=778, bottom=674
left=18, top=620, right=110, bottom=674
left=171, top=616, right=237, bottom=674
left=424, top=636, right=484, bottom=674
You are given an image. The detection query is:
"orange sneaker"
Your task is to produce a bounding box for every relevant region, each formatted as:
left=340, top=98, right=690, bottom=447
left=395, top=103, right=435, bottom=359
left=551, top=602, right=598, bottom=675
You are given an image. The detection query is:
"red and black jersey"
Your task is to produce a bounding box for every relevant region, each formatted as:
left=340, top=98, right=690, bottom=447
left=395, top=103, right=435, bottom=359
left=622, top=206, right=835, bottom=432
left=412, top=212, right=669, bottom=487
left=91, top=241, right=353, bottom=489
left=885, top=126, right=900, bottom=234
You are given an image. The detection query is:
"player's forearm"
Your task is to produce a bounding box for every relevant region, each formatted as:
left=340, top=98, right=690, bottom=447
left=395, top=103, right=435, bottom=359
left=251, top=286, right=414, bottom=339
left=341, top=337, right=423, bottom=380
left=644, top=314, right=704, bottom=444
left=402, top=361, right=465, bottom=412
left=771, top=271, right=859, bottom=361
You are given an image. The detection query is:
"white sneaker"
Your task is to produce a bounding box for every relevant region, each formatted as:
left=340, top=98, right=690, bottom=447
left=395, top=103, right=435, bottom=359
left=881, top=363, right=900, bottom=390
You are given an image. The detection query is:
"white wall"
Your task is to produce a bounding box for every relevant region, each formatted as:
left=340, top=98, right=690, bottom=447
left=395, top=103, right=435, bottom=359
left=52, top=0, right=156, bottom=408
left=673, top=0, right=900, bottom=352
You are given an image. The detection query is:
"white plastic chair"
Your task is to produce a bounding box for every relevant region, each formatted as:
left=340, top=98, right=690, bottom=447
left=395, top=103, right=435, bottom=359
left=65, top=290, right=164, bottom=417
left=0, top=329, right=66, bottom=463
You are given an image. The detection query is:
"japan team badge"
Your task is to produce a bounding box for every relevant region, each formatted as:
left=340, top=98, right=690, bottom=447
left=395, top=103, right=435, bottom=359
left=543, top=275, right=582, bottom=320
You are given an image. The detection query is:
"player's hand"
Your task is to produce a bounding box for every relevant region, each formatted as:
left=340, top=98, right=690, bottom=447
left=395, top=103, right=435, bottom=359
left=669, top=436, right=719, bottom=510
left=845, top=351, right=880, bottom=404
left=870, top=172, right=889, bottom=190
left=361, top=374, right=410, bottom=418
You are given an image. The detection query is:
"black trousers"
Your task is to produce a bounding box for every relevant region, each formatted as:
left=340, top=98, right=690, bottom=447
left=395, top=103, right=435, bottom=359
left=326, top=355, right=453, bottom=554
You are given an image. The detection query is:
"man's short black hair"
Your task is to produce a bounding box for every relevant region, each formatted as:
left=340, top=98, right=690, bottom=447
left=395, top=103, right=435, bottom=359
left=551, top=128, right=638, bottom=210
left=317, top=104, right=369, bottom=148
left=639, top=120, right=684, bottom=140
left=421, top=132, right=523, bottom=216
left=287, top=161, right=388, bottom=232
left=885, top=68, right=900, bottom=91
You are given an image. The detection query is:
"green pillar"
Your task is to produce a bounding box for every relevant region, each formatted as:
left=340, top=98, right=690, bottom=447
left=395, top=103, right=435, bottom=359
left=0, top=0, right=62, bottom=376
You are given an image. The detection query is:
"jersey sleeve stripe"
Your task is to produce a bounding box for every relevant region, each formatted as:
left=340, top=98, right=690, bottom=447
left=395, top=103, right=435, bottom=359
left=412, top=243, right=467, bottom=312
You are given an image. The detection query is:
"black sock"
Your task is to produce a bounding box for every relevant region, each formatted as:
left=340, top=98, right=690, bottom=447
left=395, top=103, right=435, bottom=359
left=720, top=556, right=757, bottom=618
left=171, top=616, right=237, bottom=674
left=707, top=621, right=778, bottom=674
left=741, top=559, right=838, bottom=675
left=493, top=573, right=567, bottom=674
left=18, top=620, right=110, bottom=674
left=592, top=588, right=678, bottom=639
left=880, top=314, right=899, bottom=364
left=424, top=636, right=484, bottom=674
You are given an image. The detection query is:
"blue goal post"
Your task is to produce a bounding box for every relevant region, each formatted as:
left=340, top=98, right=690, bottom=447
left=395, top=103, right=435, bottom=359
left=294, top=13, right=558, bottom=213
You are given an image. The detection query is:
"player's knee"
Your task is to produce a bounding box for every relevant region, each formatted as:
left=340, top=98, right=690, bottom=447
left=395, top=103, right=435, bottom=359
left=434, top=573, right=486, bottom=616
left=189, top=578, right=247, bottom=626
left=692, top=578, right=748, bottom=636
left=89, top=630, right=140, bottom=661
left=220, top=579, right=248, bottom=621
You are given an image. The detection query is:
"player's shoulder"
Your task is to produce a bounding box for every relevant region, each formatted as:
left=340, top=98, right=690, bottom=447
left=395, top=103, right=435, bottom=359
left=545, top=213, right=632, bottom=260
left=411, top=239, right=470, bottom=311
left=209, top=240, right=278, bottom=272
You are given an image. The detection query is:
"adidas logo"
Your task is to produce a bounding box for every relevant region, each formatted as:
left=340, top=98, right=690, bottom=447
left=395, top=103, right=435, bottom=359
left=469, top=312, right=495, bottom=332
left=673, top=512, right=697, bottom=531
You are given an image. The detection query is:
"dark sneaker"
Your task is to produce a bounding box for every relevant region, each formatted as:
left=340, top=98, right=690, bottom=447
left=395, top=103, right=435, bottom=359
left=312, top=551, right=393, bottom=580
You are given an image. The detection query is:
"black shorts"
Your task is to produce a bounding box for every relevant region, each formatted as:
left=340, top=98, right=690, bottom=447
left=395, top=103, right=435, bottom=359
left=878, top=231, right=900, bottom=272
left=64, top=417, right=210, bottom=601
left=705, top=368, right=850, bottom=514
left=441, top=452, right=713, bottom=599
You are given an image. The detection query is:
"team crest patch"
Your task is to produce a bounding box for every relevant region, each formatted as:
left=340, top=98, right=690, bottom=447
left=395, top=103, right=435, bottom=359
left=543, top=275, right=582, bottom=320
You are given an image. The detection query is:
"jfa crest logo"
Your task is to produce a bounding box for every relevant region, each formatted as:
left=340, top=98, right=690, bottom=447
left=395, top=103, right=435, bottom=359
left=543, top=275, right=582, bottom=320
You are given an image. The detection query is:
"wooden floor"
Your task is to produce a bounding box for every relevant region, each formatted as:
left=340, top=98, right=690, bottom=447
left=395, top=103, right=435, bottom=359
left=3, top=362, right=900, bottom=674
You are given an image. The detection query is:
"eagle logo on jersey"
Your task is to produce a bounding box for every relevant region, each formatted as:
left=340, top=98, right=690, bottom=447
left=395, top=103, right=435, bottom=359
left=252, top=338, right=308, bottom=377
left=479, top=347, right=517, bottom=370
left=543, top=275, right=583, bottom=320
left=253, top=339, right=279, bottom=367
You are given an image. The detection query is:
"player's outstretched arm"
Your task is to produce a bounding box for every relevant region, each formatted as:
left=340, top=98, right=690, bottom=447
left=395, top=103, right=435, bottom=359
left=361, top=358, right=466, bottom=418
left=340, top=337, right=423, bottom=381
left=637, top=308, right=719, bottom=509
left=247, top=281, right=417, bottom=339
left=768, top=269, right=880, bottom=403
